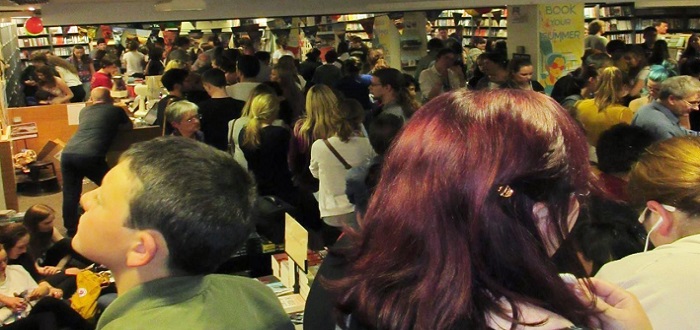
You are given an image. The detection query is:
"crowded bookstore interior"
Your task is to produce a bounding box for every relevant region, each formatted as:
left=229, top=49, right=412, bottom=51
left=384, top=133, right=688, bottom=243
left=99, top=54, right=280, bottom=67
left=0, top=0, right=696, bottom=328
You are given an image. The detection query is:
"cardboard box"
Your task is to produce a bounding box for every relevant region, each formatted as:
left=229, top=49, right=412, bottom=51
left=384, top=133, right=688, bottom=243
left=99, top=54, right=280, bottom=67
left=35, top=139, right=65, bottom=185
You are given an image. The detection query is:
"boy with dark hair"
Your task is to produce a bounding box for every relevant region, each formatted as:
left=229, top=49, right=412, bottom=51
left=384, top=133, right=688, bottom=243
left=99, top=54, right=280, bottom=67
left=311, top=50, right=342, bottom=87
left=254, top=51, right=272, bottom=82
left=155, top=69, right=189, bottom=132
left=91, top=56, right=120, bottom=90
left=198, top=69, right=245, bottom=151
left=226, top=55, right=260, bottom=101
left=72, top=137, right=293, bottom=330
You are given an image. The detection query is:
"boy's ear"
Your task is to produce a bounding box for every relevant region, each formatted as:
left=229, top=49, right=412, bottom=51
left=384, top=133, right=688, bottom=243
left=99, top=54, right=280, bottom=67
left=125, top=230, right=167, bottom=268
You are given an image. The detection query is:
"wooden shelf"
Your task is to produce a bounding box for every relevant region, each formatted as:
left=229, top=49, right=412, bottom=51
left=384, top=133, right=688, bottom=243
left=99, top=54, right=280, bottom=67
left=20, top=45, right=51, bottom=49
left=585, top=16, right=632, bottom=21
left=18, top=34, right=50, bottom=38
left=52, top=43, right=90, bottom=47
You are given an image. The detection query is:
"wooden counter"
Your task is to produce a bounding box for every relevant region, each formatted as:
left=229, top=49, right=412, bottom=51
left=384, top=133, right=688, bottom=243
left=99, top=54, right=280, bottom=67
left=2, top=103, right=161, bottom=210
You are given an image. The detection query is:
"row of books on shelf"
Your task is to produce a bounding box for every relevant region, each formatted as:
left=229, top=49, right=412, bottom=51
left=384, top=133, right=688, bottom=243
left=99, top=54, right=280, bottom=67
left=52, top=47, right=76, bottom=57
left=608, top=34, right=635, bottom=44
left=584, top=5, right=633, bottom=19
left=592, top=20, right=634, bottom=32
left=17, top=27, right=48, bottom=36
left=52, top=35, right=89, bottom=45
left=19, top=37, right=50, bottom=47
left=439, top=8, right=508, bottom=18
left=434, top=18, right=507, bottom=28
left=635, top=18, right=700, bottom=30
left=471, top=28, right=508, bottom=38
left=47, top=26, right=80, bottom=34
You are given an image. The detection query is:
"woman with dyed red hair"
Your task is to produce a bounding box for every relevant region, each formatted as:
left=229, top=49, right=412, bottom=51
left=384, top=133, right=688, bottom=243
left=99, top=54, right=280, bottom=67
left=333, top=89, right=651, bottom=329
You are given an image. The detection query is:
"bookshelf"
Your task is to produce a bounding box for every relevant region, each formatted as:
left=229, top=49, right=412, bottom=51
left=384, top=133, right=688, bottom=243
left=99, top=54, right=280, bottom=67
left=0, top=22, right=23, bottom=108
left=433, top=8, right=509, bottom=43
left=634, top=6, right=700, bottom=44
left=12, top=20, right=90, bottom=65
left=584, top=3, right=636, bottom=44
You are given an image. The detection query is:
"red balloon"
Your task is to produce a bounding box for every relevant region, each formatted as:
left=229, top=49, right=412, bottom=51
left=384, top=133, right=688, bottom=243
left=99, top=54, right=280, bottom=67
left=476, top=8, right=493, bottom=15
left=24, top=17, right=44, bottom=35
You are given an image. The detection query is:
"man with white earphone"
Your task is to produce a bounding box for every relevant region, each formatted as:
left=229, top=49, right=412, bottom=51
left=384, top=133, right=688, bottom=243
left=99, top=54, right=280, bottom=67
left=596, top=136, right=700, bottom=330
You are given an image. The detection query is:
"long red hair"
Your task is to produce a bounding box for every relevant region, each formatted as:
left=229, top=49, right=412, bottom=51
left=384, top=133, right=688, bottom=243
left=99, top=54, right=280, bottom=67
left=335, top=89, right=596, bottom=329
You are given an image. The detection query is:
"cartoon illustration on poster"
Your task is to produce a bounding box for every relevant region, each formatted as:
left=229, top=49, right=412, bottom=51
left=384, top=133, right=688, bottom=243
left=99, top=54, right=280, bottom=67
left=537, top=4, right=584, bottom=94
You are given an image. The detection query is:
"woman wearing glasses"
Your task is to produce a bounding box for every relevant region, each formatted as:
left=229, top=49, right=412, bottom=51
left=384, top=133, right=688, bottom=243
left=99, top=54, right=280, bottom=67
left=597, top=136, right=700, bottom=329
left=165, top=100, right=204, bottom=141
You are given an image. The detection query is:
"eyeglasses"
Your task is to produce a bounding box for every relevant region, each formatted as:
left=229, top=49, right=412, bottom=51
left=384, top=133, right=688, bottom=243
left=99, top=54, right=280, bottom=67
left=684, top=99, right=700, bottom=109
left=185, top=114, right=202, bottom=123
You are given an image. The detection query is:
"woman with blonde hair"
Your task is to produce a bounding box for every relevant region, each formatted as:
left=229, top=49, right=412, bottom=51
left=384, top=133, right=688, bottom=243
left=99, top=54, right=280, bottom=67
left=309, top=87, right=374, bottom=246
left=241, top=93, right=322, bottom=237
left=228, top=84, right=285, bottom=170
left=597, top=136, right=700, bottom=329
left=289, top=84, right=338, bottom=193
left=574, top=66, right=633, bottom=145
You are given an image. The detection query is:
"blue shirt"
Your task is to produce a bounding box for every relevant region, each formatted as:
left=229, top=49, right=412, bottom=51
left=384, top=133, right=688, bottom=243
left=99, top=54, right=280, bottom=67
left=631, top=100, right=697, bottom=142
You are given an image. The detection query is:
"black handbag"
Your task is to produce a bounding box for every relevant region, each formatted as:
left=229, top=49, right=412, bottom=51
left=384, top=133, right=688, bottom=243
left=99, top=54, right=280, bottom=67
left=251, top=196, right=295, bottom=244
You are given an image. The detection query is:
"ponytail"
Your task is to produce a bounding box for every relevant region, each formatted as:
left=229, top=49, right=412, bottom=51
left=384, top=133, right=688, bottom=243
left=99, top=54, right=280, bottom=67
left=242, top=94, right=280, bottom=148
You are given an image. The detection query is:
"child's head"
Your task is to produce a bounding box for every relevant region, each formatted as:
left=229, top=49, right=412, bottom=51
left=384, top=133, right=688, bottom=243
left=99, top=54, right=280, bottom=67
left=23, top=204, right=56, bottom=234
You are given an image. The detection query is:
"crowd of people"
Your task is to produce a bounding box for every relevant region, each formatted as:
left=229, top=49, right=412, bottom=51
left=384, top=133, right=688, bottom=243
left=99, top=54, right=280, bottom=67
left=7, top=20, right=700, bottom=329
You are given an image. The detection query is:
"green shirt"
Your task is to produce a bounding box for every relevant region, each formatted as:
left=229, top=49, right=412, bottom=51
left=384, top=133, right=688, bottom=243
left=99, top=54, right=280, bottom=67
left=97, top=274, right=293, bottom=330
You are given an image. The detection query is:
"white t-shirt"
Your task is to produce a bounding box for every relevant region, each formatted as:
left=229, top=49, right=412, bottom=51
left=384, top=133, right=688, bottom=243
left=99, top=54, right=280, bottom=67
left=0, top=265, right=38, bottom=324
left=226, top=82, right=260, bottom=102
left=54, top=66, right=82, bottom=87
left=122, top=51, right=146, bottom=77
left=272, top=49, right=294, bottom=64
left=309, top=136, right=374, bottom=218
left=596, top=234, right=700, bottom=330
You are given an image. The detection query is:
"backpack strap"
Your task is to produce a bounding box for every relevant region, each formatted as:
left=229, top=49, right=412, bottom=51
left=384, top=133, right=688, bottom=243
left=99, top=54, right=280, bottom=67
left=323, top=139, right=352, bottom=170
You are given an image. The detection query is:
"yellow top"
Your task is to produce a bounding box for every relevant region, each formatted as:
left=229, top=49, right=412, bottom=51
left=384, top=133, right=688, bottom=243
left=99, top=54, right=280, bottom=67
left=575, top=99, right=633, bottom=146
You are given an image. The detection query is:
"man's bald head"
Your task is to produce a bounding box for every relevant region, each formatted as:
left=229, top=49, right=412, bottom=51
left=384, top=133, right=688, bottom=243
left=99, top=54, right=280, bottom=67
left=91, top=87, right=113, bottom=104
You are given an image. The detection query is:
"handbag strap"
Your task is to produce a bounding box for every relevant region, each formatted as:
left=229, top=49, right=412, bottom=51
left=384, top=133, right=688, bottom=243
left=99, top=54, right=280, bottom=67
left=228, top=118, right=239, bottom=154
left=323, top=139, right=351, bottom=170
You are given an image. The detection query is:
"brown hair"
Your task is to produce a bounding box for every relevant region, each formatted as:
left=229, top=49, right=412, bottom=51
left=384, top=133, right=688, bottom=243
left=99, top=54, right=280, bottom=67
left=22, top=204, right=54, bottom=233
left=0, top=223, right=29, bottom=253
left=628, top=136, right=700, bottom=215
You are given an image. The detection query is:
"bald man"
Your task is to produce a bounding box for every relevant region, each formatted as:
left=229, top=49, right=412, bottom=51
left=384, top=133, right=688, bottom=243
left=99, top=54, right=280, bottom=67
left=61, top=87, right=133, bottom=236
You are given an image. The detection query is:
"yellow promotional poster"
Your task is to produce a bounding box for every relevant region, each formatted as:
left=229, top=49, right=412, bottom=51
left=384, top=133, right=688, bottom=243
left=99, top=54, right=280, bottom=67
left=373, top=15, right=401, bottom=70
left=538, top=3, right=584, bottom=94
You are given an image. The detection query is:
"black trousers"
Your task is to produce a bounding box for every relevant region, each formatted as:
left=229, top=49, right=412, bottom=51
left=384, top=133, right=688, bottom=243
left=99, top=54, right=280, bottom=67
left=61, top=154, right=109, bottom=237
left=69, top=86, right=86, bottom=103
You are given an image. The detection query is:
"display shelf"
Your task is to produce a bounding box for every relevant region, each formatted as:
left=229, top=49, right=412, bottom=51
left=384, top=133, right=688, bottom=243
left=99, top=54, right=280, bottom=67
left=15, top=25, right=90, bottom=69
left=431, top=7, right=508, bottom=43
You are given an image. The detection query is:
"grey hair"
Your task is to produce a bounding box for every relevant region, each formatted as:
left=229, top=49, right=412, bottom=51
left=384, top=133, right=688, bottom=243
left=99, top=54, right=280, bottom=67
left=165, top=100, right=198, bottom=124
left=659, top=75, right=700, bottom=100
